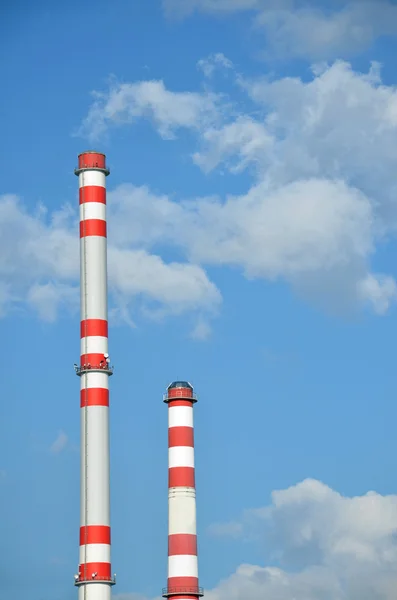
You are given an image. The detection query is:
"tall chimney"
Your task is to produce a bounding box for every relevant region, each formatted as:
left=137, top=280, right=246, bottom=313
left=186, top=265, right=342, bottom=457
left=74, top=151, right=115, bottom=600
left=163, top=381, right=203, bottom=600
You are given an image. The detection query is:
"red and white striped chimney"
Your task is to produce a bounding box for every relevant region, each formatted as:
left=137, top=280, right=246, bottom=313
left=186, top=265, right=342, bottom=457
left=74, top=151, right=115, bottom=600
left=163, top=381, right=203, bottom=600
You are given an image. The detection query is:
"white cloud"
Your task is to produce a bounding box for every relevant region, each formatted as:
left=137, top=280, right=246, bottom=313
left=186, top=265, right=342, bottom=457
left=50, top=431, right=69, bottom=454
left=192, top=61, right=397, bottom=312
left=357, top=274, right=397, bottom=315
left=193, top=116, right=274, bottom=174
left=75, top=60, right=397, bottom=316
left=110, top=179, right=393, bottom=315
left=197, top=53, right=234, bottom=78
left=0, top=193, right=221, bottom=324
left=219, top=478, right=397, bottom=567
left=164, top=0, right=397, bottom=61
left=109, top=247, right=221, bottom=318
left=106, top=184, right=183, bottom=249
left=204, top=479, right=397, bottom=599
left=163, top=0, right=266, bottom=18
left=213, top=61, right=397, bottom=199
left=190, top=318, right=213, bottom=340
left=205, top=563, right=344, bottom=600
left=27, top=282, right=78, bottom=322
left=184, top=179, right=373, bottom=276
left=0, top=194, right=79, bottom=319
left=254, top=1, right=397, bottom=61
left=78, top=79, right=222, bottom=141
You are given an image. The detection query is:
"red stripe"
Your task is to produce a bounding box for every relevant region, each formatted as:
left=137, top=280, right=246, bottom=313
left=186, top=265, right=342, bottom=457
left=79, top=186, right=106, bottom=205
left=80, top=219, right=107, bottom=238
left=80, top=353, right=107, bottom=367
left=168, top=400, right=194, bottom=407
left=80, top=319, right=108, bottom=338
left=167, top=596, right=198, bottom=599
left=167, top=577, right=199, bottom=591
left=169, top=467, right=195, bottom=488
left=80, top=525, right=111, bottom=545
left=167, top=588, right=200, bottom=600
left=169, top=427, right=194, bottom=448
left=78, top=153, right=106, bottom=171
left=81, top=388, right=109, bottom=407
left=168, top=387, right=193, bottom=399
left=78, top=562, right=111, bottom=581
left=168, top=534, right=197, bottom=556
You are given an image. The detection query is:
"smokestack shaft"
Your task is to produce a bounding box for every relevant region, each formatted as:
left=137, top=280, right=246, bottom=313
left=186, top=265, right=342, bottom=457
left=163, top=382, right=203, bottom=600
left=75, top=152, right=115, bottom=600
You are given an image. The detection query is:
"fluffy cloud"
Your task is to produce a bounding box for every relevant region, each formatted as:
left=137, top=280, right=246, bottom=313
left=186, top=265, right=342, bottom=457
left=240, top=61, right=397, bottom=201
left=206, top=563, right=343, bottom=600
left=193, top=116, right=274, bottom=174
left=78, top=79, right=221, bottom=142
left=178, top=179, right=374, bottom=275
left=200, top=60, right=397, bottom=207
left=0, top=195, right=79, bottom=320
left=0, top=194, right=221, bottom=324
left=164, top=0, right=397, bottom=61
left=109, top=248, right=220, bottom=319
left=76, top=60, right=397, bottom=316
left=113, top=178, right=397, bottom=315
left=204, top=479, right=397, bottom=599
left=254, top=1, right=397, bottom=61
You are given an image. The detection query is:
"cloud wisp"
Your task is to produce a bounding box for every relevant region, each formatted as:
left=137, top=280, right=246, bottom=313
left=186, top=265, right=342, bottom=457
left=163, top=0, right=397, bottom=61
left=50, top=431, right=69, bottom=454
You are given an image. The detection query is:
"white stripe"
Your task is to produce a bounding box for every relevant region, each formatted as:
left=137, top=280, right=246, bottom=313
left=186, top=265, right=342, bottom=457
left=80, top=237, right=108, bottom=321
left=80, top=372, right=109, bottom=390
left=78, top=586, right=111, bottom=600
left=169, top=446, right=195, bottom=469
left=80, top=203, right=106, bottom=222
left=79, top=543, right=111, bottom=564
left=169, top=406, right=193, bottom=429
left=81, top=336, right=108, bottom=356
left=80, top=407, right=110, bottom=526
left=169, top=487, right=196, bottom=499
left=79, top=171, right=106, bottom=188
left=168, top=555, right=198, bottom=578
left=169, top=494, right=197, bottom=535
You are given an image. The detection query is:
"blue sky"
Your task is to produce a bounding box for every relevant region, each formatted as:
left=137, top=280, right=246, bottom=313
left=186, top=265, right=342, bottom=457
left=2, top=1, right=397, bottom=599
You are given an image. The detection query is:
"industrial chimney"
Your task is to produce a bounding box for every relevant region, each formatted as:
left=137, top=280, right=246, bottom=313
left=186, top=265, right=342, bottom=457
left=74, top=151, right=116, bottom=600
left=163, top=381, right=203, bottom=600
